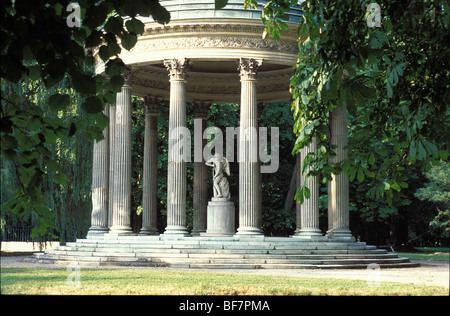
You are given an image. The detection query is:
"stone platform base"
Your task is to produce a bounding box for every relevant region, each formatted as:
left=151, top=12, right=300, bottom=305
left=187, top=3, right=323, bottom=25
left=202, top=200, right=235, bottom=236
left=24, top=235, right=419, bottom=269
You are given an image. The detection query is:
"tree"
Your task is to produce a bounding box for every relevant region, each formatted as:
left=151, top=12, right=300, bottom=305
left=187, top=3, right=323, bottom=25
left=1, top=0, right=171, bottom=237
left=219, top=0, right=450, bottom=243
left=239, top=0, right=449, bottom=207
left=415, top=162, right=450, bottom=242
left=1, top=77, right=94, bottom=242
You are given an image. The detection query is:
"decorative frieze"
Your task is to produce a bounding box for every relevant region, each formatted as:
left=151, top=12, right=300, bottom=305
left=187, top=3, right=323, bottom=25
left=133, top=36, right=298, bottom=55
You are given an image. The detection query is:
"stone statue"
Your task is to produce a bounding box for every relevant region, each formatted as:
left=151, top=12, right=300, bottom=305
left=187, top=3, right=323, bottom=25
left=203, top=153, right=235, bottom=236
left=205, top=153, right=230, bottom=200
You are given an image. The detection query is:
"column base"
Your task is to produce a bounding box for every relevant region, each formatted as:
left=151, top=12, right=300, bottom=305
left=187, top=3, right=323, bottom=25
left=139, top=227, right=159, bottom=236
left=293, top=228, right=323, bottom=237
left=326, top=229, right=355, bottom=241
left=191, top=229, right=206, bottom=236
left=87, top=227, right=108, bottom=237
left=164, top=225, right=190, bottom=236
left=291, top=234, right=328, bottom=241
left=109, top=225, right=134, bottom=235
left=235, top=227, right=264, bottom=235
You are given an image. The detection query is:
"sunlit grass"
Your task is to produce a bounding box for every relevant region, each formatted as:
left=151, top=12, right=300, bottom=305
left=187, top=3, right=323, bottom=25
left=398, top=247, right=450, bottom=261
left=1, top=267, right=447, bottom=296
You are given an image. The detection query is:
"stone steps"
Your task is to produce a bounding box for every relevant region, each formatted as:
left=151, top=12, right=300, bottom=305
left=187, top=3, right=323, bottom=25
left=24, top=235, right=419, bottom=269
left=26, top=256, right=415, bottom=270
left=29, top=253, right=411, bottom=265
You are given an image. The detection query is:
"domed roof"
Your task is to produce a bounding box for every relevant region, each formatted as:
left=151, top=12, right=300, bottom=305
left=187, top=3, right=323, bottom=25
left=96, top=1, right=301, bottom=102
left=158, top=0, right=301, bottom=24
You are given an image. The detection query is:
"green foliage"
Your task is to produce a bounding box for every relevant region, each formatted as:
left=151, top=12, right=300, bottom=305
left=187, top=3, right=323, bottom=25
left=130, top=97, right=171, bottom=232
left=260, top=102, right=296, bottom=235
left=1, top=0, right=170, bottom=237
left=415, top=162, right=450, bottom=210
left=244, top=0, right=297, bottom=40
left=214, top=0, right=450, bottom=243
left=1, top=78, right=93, bottom=242
left=3, top=267, right=448, bottom=295
left=240, top=0, right=450, bottom=209
left=415, top=162, right=450, bottom=237
left=4, top=0, right=449, bottom=242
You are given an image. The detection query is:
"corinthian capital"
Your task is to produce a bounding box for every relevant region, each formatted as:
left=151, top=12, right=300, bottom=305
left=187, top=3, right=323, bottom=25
left=164, top=58, right=190, bottom=80
left=123, top=67, right=136, bottom=86
left=143, top=96, right=160, bottom=114
left=238, top=58, right=263, bottom=80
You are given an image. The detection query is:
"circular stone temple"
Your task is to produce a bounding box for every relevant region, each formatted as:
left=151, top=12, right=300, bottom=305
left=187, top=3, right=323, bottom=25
left=96, top=0, right=301, bottom=103
left=91, top=0, right=309, bottom=237
left=27, top=1, right=418, bottom=269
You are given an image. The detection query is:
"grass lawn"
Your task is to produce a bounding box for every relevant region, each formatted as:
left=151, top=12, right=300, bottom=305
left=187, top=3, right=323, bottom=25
left=1, top=267, right=448, bottom=296
left=397, top=247, right=450, bottom=261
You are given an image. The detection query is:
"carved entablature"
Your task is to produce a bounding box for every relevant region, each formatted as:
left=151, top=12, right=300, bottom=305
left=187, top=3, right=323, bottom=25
left=133, top=36, right=298, bottom=55
left=139, top=22, right=298, bottom=54
left=129, top=63, right=293, bottom=102
left=144, top=23, right=267, bottom=37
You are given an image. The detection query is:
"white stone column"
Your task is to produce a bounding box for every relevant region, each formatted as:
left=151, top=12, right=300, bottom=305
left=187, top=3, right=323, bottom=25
left=108, top=103, right=116, bottom=229
left=236, top=58, right=263, bottom=235
left=164, top=58, right=190, bottom=235
left=88, top=106, right=110, bottom=236
left=110, top=71, right=133, bottom=234
left=294, top=137, right=322, bottom=237
left=294, top=153, right=301, bottom=235
left=327, top=103, right=353, bottom=239
left=257, top=102, right=264, bottom=228
left=192, top=101, right=210, bottom=235
left=139, top=96, right=159, bottom=235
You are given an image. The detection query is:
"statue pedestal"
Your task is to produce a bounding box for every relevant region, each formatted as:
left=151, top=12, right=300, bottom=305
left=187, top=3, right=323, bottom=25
left=201, top=198, right=235, bottom=236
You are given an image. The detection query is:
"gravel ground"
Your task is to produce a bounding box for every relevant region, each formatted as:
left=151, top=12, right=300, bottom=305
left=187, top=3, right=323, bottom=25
left=1, top=255, right=449, bottom=289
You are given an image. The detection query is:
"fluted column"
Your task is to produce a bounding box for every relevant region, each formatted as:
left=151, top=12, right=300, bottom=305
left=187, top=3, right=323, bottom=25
left=192, top=101, right=210, bottom=235
left=139, top=96, right=159, bottom=235
left=237, top=58, right=263, bottom=235
left=108, top=103, right=116, bottom=229
left=257, top=102, right=264, bottom=228
left=294, top=153, right=301, bottom=235
left=327, top=103, right=353, bottom=239
left=294, top=137, right=322, bottom=237
left=164, top=58, right=190, bottom=235
left=110, top=71, right=133, bottom=234
left=88, top=106, right=110, bottom=236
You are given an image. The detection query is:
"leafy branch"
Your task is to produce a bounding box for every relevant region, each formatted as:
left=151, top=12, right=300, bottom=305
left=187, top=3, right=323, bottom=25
left=1, top=0, right=170, bottom=237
